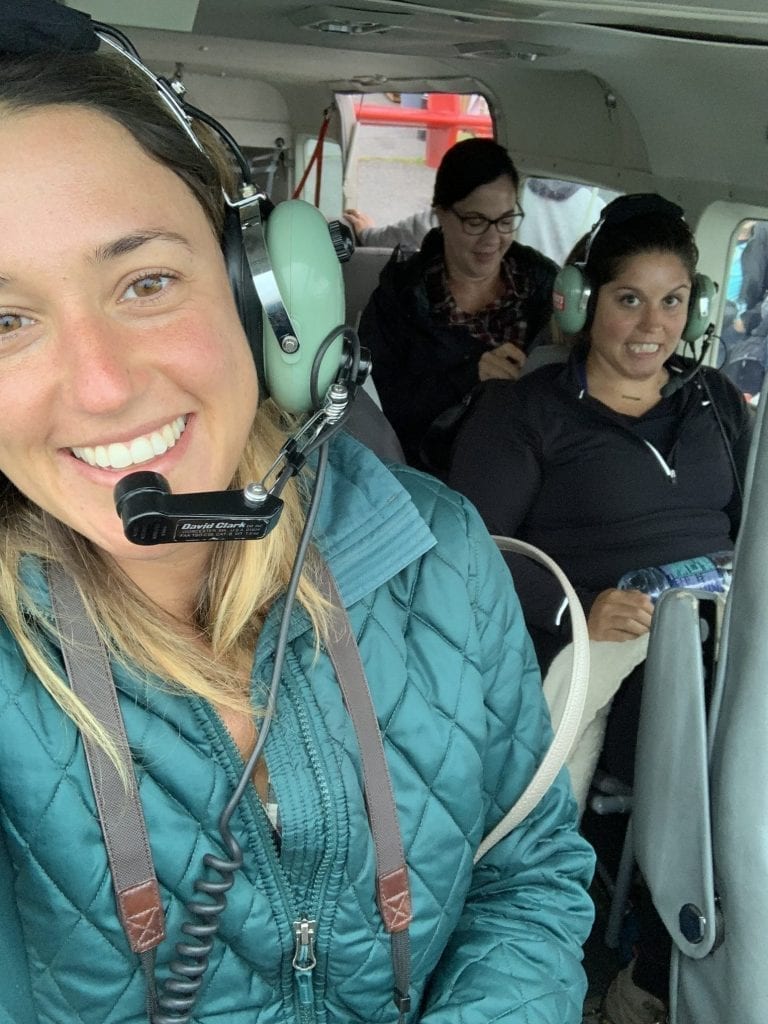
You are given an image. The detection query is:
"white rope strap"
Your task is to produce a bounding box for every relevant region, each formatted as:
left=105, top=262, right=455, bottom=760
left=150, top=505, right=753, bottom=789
left=474, top=536, right=590, bottom=862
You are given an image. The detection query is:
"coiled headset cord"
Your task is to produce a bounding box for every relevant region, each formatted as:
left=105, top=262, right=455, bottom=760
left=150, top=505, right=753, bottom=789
left=149, top=322, right=361, bottom=1021
left=151, top=442, right=330, bottom=1024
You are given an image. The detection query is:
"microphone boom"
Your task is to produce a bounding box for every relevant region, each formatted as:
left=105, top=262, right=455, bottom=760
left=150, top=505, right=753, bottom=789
left=114, top=472, right=284, bottom=545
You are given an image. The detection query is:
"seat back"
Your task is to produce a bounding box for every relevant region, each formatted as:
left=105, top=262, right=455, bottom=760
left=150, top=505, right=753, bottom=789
left=633, top=392, right=768, bottom=1024
left=633, top=591, right=720, bottom=960
left=341, top=246, right=393, bottom=328
left=670, top=390, right=768, bottom=1024
left=519, top=343, right=569, bottom=376
left=344, top=389, right=404, bottom=464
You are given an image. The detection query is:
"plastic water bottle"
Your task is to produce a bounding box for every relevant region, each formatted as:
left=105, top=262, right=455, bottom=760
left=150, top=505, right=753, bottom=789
left=617, top=551, right=733, bottom=603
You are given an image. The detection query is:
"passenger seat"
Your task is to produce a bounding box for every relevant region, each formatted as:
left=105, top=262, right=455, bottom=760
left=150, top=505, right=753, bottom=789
left=342, top=245, right=393, bottom=329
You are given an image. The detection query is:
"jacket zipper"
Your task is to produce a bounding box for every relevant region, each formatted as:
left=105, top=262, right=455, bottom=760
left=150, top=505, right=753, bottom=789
left=292, top=916, right=318, bottom=1012
left=288, top=690, right=337, bottom=1019
left=643, top=439, right=677, bottom=483
left=206, top=697, right=333, bottom=1024
left=576, top=372, right=701, bottom=484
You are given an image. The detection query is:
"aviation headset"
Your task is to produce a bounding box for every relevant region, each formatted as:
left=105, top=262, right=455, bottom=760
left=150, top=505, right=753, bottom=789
left=552, top=192, right=718, bottom=342
left=105, top=28, right=355, bottom=418
left=2, top=1, right=357, bottom=420
left=552, top=192, right=743, bottom=488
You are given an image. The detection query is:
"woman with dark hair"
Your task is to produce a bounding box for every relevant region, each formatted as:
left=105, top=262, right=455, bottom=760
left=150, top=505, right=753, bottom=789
left=358, top=137, right=558, bottom=471
left=450, top=194, right=752, bottom=1023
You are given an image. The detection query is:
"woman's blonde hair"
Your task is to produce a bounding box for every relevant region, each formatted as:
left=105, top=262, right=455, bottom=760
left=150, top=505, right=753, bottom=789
left=0, top=51, right=329, bottom=765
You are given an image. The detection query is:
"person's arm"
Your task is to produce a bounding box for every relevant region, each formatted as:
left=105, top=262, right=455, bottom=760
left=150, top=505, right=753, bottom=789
left=450, top=379, right=576, bottom=639
left=701, top=367, right=755, bottom=537
left=449, top=380, right=542, bottom=535
left=739, top=223, right=768, bottom=334
left=0, top=825, right=35, bottom=1024
left=357, top=275, right=422, bottom=460
left=725, top=387, right=755, bottom=537
left=360, top=269, right=484, bottom=465
left=419, top=505, right=595, bottom=1022
left=345, top=208, right=435, bottom=250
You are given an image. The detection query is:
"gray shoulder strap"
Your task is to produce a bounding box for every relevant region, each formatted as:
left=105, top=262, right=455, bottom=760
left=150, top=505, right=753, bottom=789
left=318, top=564, right=412, bottom=1021
left=47, top=563, right=164, bottom=1014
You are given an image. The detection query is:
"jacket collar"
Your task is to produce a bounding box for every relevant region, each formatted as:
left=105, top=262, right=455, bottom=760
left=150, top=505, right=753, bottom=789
left=313, top=432, right=436, bottom=606
left=254, top=433, right=435, bottom=672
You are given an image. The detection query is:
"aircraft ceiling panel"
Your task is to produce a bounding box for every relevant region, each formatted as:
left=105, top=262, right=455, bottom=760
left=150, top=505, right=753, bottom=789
left=187, top=0, right=768, bottom=46
left=65, top=0, right=201, bottom=33
left=64, top=0, right=768, bottom=49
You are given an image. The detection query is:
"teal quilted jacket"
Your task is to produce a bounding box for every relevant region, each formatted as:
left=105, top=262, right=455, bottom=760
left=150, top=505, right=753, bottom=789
left=0, top=435, right=594, bottom=1023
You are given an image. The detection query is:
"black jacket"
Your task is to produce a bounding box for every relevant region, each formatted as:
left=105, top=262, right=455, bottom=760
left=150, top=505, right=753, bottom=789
left=358, top=228, right=557, bottom=468
left=449, top=355, right=752, bottom=668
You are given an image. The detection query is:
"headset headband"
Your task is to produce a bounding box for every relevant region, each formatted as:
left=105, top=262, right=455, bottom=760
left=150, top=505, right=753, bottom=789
left=552, top=192, right=715, bottom=342
left=582, top=193, right=687, bottom=268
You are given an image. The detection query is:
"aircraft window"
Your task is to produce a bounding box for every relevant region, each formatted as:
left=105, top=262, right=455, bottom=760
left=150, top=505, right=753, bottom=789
left=242, top=142, right=290, bottom=204
left=293, top=135, right=344, bottom=218
left=720, top=218, right=768, bottom=405
left=341, top=91, right=493, bottom=230
left=519, top=178, right=622, bottom=266
left=339, top=90, right=623, bottom=268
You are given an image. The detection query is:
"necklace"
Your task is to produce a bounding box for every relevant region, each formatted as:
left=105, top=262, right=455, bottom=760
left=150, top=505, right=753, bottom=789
left=578, top=358, right=668, bottom=409
left=581, top=362, right=667, bottom=401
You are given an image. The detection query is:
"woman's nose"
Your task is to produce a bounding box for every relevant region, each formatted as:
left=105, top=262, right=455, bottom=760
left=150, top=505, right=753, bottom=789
left=58, top=312, right=142, bottom=412
left=639, top=304, right=665, bottom=331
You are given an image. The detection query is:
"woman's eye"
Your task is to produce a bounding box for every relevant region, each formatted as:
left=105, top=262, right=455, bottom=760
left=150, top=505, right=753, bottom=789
left=663, top=294, right=683, bottom=308
left=619, top=293, right=640, bottom=307
left=0, top=312, right=32, bottom=335
left=121, top=273, right=175, bottom=301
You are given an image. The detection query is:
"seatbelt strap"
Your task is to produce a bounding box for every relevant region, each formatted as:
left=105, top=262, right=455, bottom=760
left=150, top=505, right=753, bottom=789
left=47, top=562, right=164, bottom=1018
left=474, top=536, right=590, bottom=861
left=318, top=565, right=412, bottom=1021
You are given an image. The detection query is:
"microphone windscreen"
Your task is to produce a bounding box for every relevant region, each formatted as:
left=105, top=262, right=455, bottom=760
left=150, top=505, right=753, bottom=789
left=660, top=375, right=685, bottom=399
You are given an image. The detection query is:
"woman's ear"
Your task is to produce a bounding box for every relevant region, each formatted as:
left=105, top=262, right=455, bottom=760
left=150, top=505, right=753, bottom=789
left=433, top=206, right=448, bottom=233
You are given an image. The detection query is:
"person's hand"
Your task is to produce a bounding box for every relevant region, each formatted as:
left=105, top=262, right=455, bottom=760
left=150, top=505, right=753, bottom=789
left=478, top=342, right=527, bottom=382
left=343, top=208, right=375, bottom=239
left=733, top=316, right=746, bottom=334
left=587, top=588, right=654, bottom=642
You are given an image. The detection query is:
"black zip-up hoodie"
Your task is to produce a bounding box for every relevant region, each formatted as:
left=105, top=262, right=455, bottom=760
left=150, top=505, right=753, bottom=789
left=449, top=354, right=752, bottom=668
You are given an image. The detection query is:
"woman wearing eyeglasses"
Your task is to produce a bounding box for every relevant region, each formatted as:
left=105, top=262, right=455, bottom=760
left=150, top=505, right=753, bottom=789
left=358, top=138, right=558, bottom=473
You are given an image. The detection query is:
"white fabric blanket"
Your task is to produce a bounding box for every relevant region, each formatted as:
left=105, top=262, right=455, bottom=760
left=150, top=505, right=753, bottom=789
left=543, top=635, right=649, bottom=814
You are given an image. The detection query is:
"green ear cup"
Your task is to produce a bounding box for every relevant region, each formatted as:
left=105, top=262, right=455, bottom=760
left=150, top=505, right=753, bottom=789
left=262, top=199, right=345, bottom=414
left=682, top=273, right=717, bottom=343
left=552, top=263, right=592, bottom=335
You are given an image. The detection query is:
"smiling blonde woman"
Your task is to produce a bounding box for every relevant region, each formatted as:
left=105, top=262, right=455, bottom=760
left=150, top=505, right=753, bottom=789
left=0, top=18, right=594, bottom=1024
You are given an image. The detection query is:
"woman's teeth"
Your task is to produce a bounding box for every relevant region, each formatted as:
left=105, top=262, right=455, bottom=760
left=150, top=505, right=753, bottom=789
left=629, top=343, right=661, bottom=353
left=71, top=416, right=186, bottom=470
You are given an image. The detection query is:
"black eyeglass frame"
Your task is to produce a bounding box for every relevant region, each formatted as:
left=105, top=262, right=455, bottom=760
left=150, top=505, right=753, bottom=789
left=448, top=205, right=525, bottom=235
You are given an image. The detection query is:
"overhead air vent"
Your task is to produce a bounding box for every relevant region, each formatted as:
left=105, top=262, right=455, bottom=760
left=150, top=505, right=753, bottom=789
left=455, top=40, right=569, bottom=61
left=289, top=6, right=410, bottom=36
left=454, top=40, right=511, bottom=60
